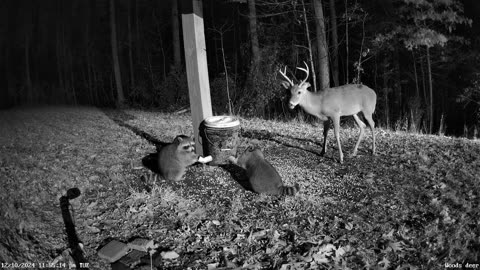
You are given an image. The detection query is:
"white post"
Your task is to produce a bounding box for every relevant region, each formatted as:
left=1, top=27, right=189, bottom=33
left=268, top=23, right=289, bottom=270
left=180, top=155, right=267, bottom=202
left=181, top=0, right=213, bottom=155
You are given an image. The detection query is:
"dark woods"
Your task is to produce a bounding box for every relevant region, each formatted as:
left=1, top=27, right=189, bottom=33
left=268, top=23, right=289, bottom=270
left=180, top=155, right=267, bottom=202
left=0, top=0, right=479, bottom=136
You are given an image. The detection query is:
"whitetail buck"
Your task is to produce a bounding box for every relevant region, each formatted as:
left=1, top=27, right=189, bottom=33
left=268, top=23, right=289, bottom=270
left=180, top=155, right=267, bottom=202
left=280, top=62, right=377, bottom=163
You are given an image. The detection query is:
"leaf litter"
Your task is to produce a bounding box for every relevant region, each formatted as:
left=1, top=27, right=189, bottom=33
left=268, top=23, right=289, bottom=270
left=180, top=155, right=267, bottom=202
left=0, top=106, right=478, bottom=269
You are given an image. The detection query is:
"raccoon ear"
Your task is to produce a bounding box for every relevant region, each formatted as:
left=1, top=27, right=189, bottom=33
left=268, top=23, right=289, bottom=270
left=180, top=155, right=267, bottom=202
left=172, top=136, right=182, bottom=145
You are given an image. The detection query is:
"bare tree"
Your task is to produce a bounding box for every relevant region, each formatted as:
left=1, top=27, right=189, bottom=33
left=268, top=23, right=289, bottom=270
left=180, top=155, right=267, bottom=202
left=211, top=23, right=234, bottom=115
left=344, top=0, right=349, bottom=83
left=329, top=0, right=339, bottom=86
left=312, top=0, right=330, bottom=90
left=248, top=0, right=260, bottom=71
left=426, top=46, right=433, bottom=133
left=171, top=0, right=181, bottom=70
left=127, top=0, right=135, bottom=88
left=300, top=0, right=317, bottom=92
left=109, top=0, right=125, bottom=106
left=24, top=32, right=32, bottom=102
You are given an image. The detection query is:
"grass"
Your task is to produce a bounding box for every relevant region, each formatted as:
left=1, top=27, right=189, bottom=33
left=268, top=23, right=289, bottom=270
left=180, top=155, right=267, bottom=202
left=0, top=106, right=479, bottom=269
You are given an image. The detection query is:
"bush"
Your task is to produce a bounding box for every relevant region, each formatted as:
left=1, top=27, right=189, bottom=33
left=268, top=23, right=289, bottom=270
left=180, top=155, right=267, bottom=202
left=458, top=72, right=480, bottom=122
left=237, top=47, right=289, bottom=118
left=128, top=67, right=189, bottom=111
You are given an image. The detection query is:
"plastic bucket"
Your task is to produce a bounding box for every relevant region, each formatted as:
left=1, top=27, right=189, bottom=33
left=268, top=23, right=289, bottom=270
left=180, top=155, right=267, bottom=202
left=202, top=116, right=240, bottom=165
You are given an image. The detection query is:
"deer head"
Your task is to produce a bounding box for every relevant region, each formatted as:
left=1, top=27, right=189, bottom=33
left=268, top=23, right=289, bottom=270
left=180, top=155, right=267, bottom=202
left=279, top=61, right=311, bottom=109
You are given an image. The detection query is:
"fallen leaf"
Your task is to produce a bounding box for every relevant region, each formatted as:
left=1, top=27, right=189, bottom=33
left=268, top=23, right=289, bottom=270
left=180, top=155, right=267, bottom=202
left=160, top=251, right=179, bottom=259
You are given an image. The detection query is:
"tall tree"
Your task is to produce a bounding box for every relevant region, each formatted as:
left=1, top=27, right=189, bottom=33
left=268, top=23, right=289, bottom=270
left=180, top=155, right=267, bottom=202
left=301, top=0, right=317, bottom=92
left=109, top=0, right=125, bottom=106
left=373, top=0, right=471, bottom=133
left=24, top=31, right=32, bottom=102
left=400, top=0, right=471, bottom=133
left=171, top=0, right=181, bottom=70
left=312, top=0, right=330, bottom=90
left=329, top=0, right=339, bottom=86
left=127, top=0, right=135, bottom=88
left=248, top=0, right=260, bottom=71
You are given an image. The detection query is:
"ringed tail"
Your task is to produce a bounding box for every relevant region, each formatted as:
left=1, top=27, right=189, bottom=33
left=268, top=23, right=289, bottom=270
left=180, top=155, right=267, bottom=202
left=140, top=171, right=160, bottom=183
left=280, top=183, right=300, bottom=196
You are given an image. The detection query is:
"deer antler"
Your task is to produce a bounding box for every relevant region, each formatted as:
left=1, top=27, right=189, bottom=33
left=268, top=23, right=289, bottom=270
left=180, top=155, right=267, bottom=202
left=296, top=61, right=310, bottom=86
left=279, top=66, right=294, bottom=86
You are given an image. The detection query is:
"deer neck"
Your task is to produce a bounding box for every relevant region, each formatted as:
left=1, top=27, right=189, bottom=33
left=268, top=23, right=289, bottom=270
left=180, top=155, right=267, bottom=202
left=299, top=90, right=325, bottom=116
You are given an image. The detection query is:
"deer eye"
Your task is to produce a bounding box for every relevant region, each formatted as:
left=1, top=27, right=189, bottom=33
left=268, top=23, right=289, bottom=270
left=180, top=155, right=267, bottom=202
left=297, top=91, right=301, bottom=94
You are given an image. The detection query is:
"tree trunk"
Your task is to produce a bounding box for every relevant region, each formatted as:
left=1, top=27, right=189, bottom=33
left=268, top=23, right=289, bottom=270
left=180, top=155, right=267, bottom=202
left=300, top=0, right=317, bottom=92
left=420, top=51, right=427, bottom=108
left=56, top=17, right=64, bottom=102
left=394, top=51, right=402, bottom=120
left=344, top=0, right=349, bottom=83
left=128, top=0, right=135, bottom=88
left=248, top=0, right=260, bottom=72
left=383, top=57, right=390, bottom=128
left=25, top=32, right=33, bottom=103
left=312, top=0, right=330, bottom=90
left=110, top=0, right=125, bottom=106
left=135, top=0, right=142, bottom=79
left=209, top=2, right=220, bottom=71
left=426, top=46, right=433, bottom=134
left=68, top=42, right=77, bottom=105
left=84, top=0, right=92, bottom=104
left=4, top=38, right=12, bottom=105
left=412, top=50, right=419, bottom=99
left=329, top=0, right=339, bottom=86
left=171, top=0, right=181, bottom=70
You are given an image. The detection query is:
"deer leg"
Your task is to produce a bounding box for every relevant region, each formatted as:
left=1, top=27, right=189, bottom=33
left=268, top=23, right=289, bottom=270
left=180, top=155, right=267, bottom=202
left=320, top=120, right=330, bottom=156
left=351, top=114, right=366, bottom=157
left=364, top=113, right=376, bottom=155
left=332, top=115, right=343, bottom=163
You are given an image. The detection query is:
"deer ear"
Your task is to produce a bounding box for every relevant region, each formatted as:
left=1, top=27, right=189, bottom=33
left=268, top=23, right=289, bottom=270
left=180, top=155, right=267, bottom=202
left=303, top=82, right=311, bottom=88
left=281, top=81, right=291, bottom=89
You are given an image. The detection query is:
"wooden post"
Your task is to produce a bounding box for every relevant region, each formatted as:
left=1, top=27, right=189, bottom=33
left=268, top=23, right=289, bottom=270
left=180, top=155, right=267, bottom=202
left=181, top=0, right=212, bottom=156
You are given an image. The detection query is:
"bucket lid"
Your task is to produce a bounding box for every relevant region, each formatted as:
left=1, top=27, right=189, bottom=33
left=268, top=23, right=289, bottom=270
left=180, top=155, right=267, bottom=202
left=204, top=115, right=240, bottom=128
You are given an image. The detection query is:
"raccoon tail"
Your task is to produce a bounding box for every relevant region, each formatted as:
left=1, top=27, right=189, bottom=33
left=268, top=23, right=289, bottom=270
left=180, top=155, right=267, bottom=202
left=140, top=171, right=160, bottom=184
left=280, top=183, right=300, bottom=196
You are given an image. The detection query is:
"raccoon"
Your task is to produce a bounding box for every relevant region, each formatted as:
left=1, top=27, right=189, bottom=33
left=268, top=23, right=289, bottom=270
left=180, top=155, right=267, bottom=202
left=228, top=147, right=300, bottom=195
left=158, top=135, right=199, bottom=181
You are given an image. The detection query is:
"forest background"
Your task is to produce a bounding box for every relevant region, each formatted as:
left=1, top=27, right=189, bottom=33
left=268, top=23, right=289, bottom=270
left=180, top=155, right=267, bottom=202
left=0, top=0, right=479, bottom=137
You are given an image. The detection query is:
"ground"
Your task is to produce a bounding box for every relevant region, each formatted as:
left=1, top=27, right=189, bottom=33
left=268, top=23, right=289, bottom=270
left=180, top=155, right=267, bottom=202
left=0, top=106, right=479, bottom=269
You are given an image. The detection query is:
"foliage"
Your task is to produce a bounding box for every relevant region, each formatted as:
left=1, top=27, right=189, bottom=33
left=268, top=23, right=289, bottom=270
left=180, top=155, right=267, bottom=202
left=373, top=0, right=471, bottom=50
left=1, top=107, right=479, bottom=269
left=237, top=46, right=288, bottom=118
left=128, top=67, right=189, bottom=111
left=156, top=68, right=189, bottom=111
left=369, top=0, right=473, bottom=134
left=457, top=72, right=480, bottom=126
